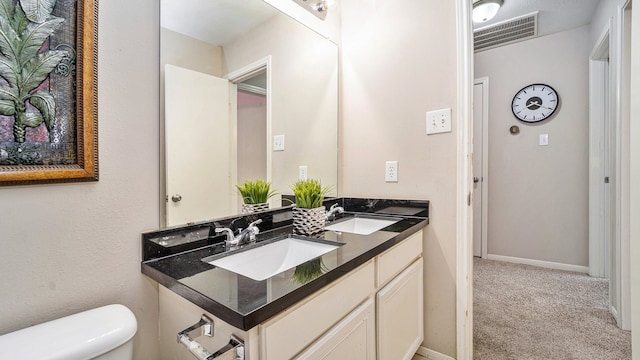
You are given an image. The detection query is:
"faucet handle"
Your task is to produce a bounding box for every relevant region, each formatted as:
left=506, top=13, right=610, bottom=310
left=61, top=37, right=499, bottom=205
left=247, top=219, right=261, bottom=241
left=214, top=227, right=235, bottom=243
left=326, top=203, right=344, bottom=221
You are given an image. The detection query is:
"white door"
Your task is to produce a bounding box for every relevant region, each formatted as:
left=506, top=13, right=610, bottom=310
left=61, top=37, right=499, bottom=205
left=473, top=79, right=488, bottom=258
left=165, top=64, right=234, bottom=226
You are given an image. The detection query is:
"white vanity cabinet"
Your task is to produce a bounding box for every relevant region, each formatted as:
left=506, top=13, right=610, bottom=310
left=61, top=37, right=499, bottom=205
left=158, top=230, right=424, bottom=360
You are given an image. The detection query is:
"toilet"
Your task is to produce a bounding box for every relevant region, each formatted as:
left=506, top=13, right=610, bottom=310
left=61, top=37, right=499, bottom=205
left=0, top=304, right=137, bottom=360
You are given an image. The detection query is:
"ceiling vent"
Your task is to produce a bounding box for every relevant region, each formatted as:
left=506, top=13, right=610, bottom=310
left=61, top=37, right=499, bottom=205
left=474, top=12, right=538, bottom=52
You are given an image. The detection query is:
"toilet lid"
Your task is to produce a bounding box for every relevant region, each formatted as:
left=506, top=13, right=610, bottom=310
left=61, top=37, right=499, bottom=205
left=0, top=304, right=137, bottom=360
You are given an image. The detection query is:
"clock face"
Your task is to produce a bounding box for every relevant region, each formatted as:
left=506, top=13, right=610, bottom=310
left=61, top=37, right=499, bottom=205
left=511, top=84, right=559, bottom=123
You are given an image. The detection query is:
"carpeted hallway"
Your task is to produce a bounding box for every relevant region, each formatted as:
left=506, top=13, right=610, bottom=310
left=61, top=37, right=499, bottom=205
left=473, top=258, right=632, bottom=360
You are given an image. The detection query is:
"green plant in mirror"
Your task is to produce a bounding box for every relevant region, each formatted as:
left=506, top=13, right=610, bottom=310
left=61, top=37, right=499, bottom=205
left=236, top=179, right=277, bottom=204
left=290, top=178, right=330, bottom=209
left=292, top=257, right=326, bottom=284
left=0, top=0, right=67, bottom=143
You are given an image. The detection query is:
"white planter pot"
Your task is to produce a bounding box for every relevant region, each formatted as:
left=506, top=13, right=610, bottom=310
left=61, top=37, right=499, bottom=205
left=242, top=202, right=269, bottom=214
left=292, top=206, right=326, bottom=235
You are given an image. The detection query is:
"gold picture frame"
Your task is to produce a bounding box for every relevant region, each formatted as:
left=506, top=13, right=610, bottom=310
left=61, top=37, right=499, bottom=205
left=0, top=0, right=98, bottom=186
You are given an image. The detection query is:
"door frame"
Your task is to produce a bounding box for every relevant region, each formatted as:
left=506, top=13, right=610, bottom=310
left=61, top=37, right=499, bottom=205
left=456, top=0, right=473, bottom=358
left=576, top=0, right=633, bottom=331
left=473, top=77, right=489, bottom=259
left=589, top=21, right=611, bottom=279
left=225, top=56, right=274, bottom=207
left=615, top=0, right=632, bottom=330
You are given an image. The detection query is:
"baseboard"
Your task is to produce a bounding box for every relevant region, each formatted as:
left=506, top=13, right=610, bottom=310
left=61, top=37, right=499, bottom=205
left=415, top=346, right=456, bottom=360
left=609, top=304, right=619, bottom=324
left=486, top=254, right=589, bottom=273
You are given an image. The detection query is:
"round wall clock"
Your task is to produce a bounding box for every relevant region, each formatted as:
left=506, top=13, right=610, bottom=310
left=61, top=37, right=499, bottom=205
left=511, top=83, right=559, bottom=123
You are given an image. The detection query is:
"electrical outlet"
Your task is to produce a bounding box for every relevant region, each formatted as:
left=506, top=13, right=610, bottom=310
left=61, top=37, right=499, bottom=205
left=385, top=161, right=398, bottom=182
left=426, top=108, right=452, bottom=135
left=299, top=165, right=308, bottom=180
left=273, top=135, right=285, bottom=151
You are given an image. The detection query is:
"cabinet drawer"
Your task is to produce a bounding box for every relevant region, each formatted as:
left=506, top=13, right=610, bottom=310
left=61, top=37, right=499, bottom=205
left=376, top=230, right=423, bottom=287
left=260, top=261, right=375, bottom=360
left=296, top=297, right=375, bottom=360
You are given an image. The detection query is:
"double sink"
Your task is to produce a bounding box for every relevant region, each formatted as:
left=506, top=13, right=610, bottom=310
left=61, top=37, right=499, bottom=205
left=202, top=216, right=400, bottom=281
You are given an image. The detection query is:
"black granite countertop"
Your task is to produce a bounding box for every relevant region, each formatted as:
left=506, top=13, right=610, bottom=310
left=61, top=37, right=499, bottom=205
left=141, top=198, right=429, bottom=330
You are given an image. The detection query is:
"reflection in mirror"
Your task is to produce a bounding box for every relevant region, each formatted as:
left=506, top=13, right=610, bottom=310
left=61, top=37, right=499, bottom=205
left=160, top=0, right=338, bottom=227
left=237, top=72, right=267, bottom=205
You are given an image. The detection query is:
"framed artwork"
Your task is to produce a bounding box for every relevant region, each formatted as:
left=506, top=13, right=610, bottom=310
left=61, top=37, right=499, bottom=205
left=0, top=0, right=98, bottom=186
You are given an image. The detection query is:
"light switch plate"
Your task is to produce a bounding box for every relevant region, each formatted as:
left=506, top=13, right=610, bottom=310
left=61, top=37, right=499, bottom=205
left=273, top=135, right=285, bottom=151
left=426, top=108, right=452, bottom=135
left=539, top=133, right=549, bottom=146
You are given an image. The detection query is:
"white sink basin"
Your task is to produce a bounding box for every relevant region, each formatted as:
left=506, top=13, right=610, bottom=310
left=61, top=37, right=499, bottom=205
left=204, top=236, right=341, bottom=281
left=325, top=217, right=399, bottom=235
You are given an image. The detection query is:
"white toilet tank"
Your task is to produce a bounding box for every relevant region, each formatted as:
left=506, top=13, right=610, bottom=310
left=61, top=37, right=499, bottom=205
left=0, top=304, right=137, bottom=360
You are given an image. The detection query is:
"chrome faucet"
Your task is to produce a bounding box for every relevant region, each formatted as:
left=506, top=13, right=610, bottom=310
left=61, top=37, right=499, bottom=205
left=325, top=203, right=344, bottom=222
left=215, top=219, right=262, bottom=249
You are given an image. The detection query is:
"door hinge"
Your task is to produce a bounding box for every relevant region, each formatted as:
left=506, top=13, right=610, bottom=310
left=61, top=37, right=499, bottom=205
left=467, top=192, right=472, bottom=206
left=605, top=176, right=610, bottom=184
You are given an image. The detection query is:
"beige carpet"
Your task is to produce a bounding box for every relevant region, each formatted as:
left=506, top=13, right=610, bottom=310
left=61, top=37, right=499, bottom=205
left=473, top=258, right=632, bottom=360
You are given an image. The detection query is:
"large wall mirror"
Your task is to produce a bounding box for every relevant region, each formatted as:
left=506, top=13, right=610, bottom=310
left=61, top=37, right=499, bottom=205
left=160, top=0, right=339, bottom=227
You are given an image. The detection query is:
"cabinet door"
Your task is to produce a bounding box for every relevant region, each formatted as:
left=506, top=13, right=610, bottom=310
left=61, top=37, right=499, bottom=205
left=376, top=258, right=423, bottom=360
left=296, top=298, right=375, bottom=360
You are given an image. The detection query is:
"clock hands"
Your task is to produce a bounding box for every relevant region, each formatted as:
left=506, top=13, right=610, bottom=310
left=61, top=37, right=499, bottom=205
left=526, top=100, right=553, bottom=110
left=525, top=102, right=537, bottom=109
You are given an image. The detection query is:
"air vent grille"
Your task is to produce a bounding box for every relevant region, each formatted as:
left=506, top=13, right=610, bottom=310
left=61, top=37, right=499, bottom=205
left=474, top=12, right=538, bottom=52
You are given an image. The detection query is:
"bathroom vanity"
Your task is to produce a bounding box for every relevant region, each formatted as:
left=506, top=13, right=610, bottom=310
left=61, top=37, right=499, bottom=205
left=142, top=198, right=428, bottom=360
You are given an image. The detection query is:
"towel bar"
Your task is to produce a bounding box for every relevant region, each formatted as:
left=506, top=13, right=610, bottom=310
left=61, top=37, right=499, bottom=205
left=177, top=315, right=244, bottom=360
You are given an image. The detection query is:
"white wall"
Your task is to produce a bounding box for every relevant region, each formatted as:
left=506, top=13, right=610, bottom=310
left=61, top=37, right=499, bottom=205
left=474, top=26, right=591, bottom=267
left=340, top=0, right=458, bottom=356
left=161, top=28, right=222, bottom=77
left=0, top=1, right=160, bottom=358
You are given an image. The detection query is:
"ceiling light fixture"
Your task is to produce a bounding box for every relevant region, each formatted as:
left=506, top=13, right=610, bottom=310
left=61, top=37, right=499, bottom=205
left=473, top=0, right=503, bottom=23
left=315, top=1, right=328, bottom=13
left=292, top=0, right=329, bottom=20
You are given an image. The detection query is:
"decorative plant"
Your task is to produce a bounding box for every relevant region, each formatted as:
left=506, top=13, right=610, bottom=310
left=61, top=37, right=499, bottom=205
left=236, top=179, right=277, bottom=204
left=290, top=178, right=330, bottom=209
left=292, top=258, right=326, bottom=284
left=0, top=0, right=68, bottom=143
